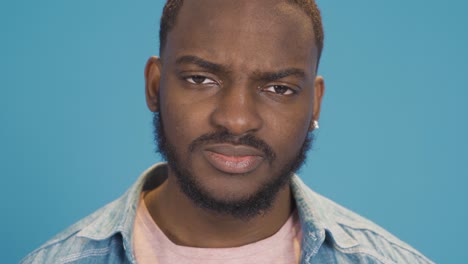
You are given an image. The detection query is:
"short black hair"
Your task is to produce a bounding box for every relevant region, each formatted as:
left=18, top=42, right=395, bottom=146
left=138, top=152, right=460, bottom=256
left=159, top=0, right=324, bottom=64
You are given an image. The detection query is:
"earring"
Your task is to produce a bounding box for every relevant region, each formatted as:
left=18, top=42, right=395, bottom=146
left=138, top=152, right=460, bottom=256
left=313, top=120, right=319, bottom=130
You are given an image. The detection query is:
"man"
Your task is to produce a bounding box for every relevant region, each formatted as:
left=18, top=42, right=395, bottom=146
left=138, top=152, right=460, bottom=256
left=22, top=0, right=434, bottom=263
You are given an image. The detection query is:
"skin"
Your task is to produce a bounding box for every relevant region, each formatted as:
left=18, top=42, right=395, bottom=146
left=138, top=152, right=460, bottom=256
left=144, top=0, right=324, bottom=248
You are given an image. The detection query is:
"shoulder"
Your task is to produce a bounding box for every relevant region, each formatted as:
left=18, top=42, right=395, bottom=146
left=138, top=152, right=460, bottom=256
left=291, top=176, right=434, bottom=264
left=21, top=163, right=164, bottom=263
left=20, top=200, right=128, bottom=264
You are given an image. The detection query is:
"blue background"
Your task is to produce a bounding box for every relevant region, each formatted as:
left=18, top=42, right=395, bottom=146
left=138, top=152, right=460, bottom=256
left=1, top=0, right=466, bottom=263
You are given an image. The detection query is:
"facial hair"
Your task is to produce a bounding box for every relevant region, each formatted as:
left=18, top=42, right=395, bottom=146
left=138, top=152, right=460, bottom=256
left=153, top=111, right=313, bottom=220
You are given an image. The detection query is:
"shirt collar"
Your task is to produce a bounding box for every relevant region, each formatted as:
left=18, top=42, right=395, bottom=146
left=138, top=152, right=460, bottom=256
left=290, top=175, right=359, bottom=251
left=76, top=163, right=359, bottom=257
left=76, top=163, right=167, bottom=258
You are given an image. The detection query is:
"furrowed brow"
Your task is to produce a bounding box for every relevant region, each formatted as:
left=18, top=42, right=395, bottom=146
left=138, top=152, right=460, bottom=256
left=175, top=55, right=225, bottom=73
left=255, top=68, right=306, bottom=82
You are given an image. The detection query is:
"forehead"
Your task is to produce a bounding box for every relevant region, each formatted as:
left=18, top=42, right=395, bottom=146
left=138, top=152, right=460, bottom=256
left=163, top=0, right=318, bottom=73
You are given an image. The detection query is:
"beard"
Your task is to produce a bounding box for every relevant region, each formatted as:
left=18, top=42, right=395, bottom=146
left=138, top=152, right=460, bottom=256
left=153, top=111, right=313, bottom=220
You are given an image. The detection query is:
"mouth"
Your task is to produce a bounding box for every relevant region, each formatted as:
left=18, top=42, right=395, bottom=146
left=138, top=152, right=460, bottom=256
left=202, top=144, right=265, bottom=174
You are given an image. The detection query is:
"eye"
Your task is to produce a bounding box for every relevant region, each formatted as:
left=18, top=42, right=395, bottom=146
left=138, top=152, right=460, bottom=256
left=185, top=75, right=218, bottom=85
left=263, top=85, right=295, bottom=95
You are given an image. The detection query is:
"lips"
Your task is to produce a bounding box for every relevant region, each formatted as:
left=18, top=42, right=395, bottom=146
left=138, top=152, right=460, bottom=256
left=202, top=144, right=265, bottom=174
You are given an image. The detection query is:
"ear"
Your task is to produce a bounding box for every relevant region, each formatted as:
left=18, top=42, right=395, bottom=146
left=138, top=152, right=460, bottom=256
left=309, top=76, right=325, bottom=131
left=145, top=56, right=162, bottom=112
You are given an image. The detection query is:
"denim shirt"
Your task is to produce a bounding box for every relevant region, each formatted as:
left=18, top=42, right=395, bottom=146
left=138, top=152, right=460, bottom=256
left=21, top=163, right=434, bottom=264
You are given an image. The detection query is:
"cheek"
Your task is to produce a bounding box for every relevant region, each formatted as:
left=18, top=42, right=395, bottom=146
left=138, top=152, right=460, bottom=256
left=160, top=86, right=213, bottom=150
left=161, top=104, right=191, bottom=146
left=262, top=104, right=313, bottom=157
left=278, top=118, right=310, bottom=152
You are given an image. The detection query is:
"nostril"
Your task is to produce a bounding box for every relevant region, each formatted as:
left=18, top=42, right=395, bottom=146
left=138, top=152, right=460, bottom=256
left=209, top=99, right=262, bottom=136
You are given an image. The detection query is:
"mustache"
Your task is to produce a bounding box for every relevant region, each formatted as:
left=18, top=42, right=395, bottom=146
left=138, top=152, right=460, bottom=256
left=189, top=130, right=276, bottom=163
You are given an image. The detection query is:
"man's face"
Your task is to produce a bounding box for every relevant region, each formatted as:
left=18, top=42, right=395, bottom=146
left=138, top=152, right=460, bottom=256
left=147, top=0, right=324, bottom=218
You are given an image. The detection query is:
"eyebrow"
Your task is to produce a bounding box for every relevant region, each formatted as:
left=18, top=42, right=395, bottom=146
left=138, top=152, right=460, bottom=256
left=175, top=55, right=226, bottom=73
left=175, top=55, right=306, bottom=82
left=254, top=68, right=306, bottom=83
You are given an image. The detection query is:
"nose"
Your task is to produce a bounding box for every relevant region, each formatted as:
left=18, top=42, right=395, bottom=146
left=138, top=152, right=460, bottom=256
left=210, top=84, right=263, bottom=135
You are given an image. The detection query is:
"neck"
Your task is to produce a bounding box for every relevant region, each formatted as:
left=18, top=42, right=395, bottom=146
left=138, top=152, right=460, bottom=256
left=144, top=171, right=293, bottom=248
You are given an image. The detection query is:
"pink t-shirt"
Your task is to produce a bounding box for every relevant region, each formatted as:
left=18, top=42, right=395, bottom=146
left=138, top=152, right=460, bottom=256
left=133, top=196, right=303, bottom=264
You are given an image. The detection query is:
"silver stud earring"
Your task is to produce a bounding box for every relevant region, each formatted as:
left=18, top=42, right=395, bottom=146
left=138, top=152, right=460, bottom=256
left=313, top=120, right=319, bottom=130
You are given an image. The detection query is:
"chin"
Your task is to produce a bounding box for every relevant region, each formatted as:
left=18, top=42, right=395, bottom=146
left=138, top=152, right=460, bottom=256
left=170, top=157, right=292, bottom=219
left=192, top=161, right=271, bottom=201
